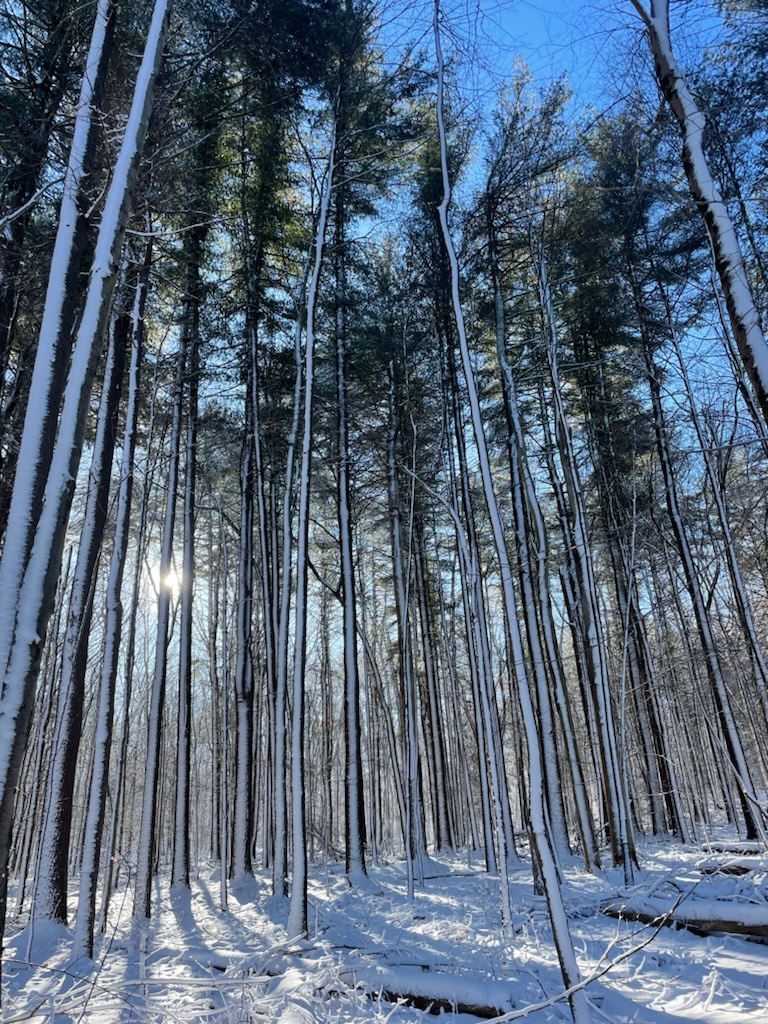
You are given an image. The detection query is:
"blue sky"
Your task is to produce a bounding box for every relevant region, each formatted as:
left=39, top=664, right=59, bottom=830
left=385, top=0, right=729, bottom=119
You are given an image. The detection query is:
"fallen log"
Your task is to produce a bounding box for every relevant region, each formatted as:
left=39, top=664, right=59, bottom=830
left=698, top=863, right=752, bottom=877
left=265, top=955, right=518, bottom=1019
left=339, top=964, right=517, bottom=1018
left=603, top=897, right=768, bottom=940
left=705, top=843, right=764, bottom=856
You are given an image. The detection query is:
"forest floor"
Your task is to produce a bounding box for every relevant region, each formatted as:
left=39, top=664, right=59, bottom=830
left=3, top=833, right=768, bottom=1023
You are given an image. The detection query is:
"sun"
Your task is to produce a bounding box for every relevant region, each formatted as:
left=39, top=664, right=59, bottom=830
left=148, top=562, right=182, bottom=596
left=161, top=566, right=182, bottom=593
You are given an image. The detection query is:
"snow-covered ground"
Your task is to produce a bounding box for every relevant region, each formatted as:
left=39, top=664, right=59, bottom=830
left=4, top=836, right=768, bottom=1023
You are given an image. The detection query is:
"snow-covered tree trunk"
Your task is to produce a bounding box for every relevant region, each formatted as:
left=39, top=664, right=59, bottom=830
left=134, top=226, right=203, bottom=926
left=272, top=258, right=311, bottom=897
left=11, top=549, right=71, bottom=922
left=133, top=345, right=183, bottom=917
left=359, top=626, right=408, bottom=852
left=441, top=343, right=501, bottom=874
left=536, top=246, right=635, bottom=876
left=216, top=502, right=230, bottom=909
left=0, top=0, right=170, bottom=957
left=387, top=365, right=427, bottom=896
left=247, top=253, right=277, bottom=868
left=172, top=254, right=201, bottom=890
left=664, top=300, right=768, bottom=729
left=423, top=422, right=517, bottom=915
left=0, top=18, right=56, bottom=361
left=99, top=352, right=161, bottom=936
left=497, top=357, right=597, bottom=869
left=644, top=341, right=764, bottom=841
left=0, top=0, right=115, bottom=548
left=464, top=541, right=514, bottom=925
left=433, top=6, right=590, bottom=1018
left=317, top=590, right=335, bottom=855
left=233, top=378, right=255, bottom=880
left=286, top=127, right=336, bottom=939
left=32, top=305, right=128, bottom=926
left=486, top=221, right=572, bottom=862
left=631, top=0, right=768, bottom=426
left=437, top=579, right=480, bottom=851
left=73, top=242, right=150, bottom=957
left=334, top=207, right=368, bottom=883
left=0, top=0, right=114, bottom=677
left=413, top=524, right=452, bottom=851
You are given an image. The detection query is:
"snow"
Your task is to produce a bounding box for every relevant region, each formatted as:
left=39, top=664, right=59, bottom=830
left=638, top=0, right=768, bottom=415
left=4, top=837, right=768, bottom=1023
left=0, top=0, right=113, bottom=739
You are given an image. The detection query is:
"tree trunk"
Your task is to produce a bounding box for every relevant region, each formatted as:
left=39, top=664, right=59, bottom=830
left=134, top=244, right=192, bottom=922
left=335, top=207, right=368, bottom=883
left=286, top=127, right=336, bottom=938
left=73, top=242, right=150, bottom=956
left=387, top=363, right=426, bottom=896
left=644, top=340, right=763, bottom=841
left=0, top=0, right=170, bottom=959
left=33, top=305, right=128, bottom=925
left=631, top=0, right=768, bottom=426
left=433, top=8, right=591, bottom=1018
left=536, top=245, right=635, bottom=875
left=0, top=0, right=115, bottom=675
left=172, top=248, right=201, bottom=889
left=0, top=1, right=115, bottom=540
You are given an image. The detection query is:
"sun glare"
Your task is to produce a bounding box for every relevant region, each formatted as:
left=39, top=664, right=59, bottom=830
left=162, top=567, right=182, bottom=592
left=148, top=562, right=182, bottom=596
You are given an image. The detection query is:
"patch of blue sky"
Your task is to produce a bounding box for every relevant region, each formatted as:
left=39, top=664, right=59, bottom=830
left=376, top=0, right=728, bottom=125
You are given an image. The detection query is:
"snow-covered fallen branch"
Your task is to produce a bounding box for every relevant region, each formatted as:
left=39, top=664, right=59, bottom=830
left=339, top=963, right=516, bottom=1018
left=603, top=896, right=768, bottom=939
